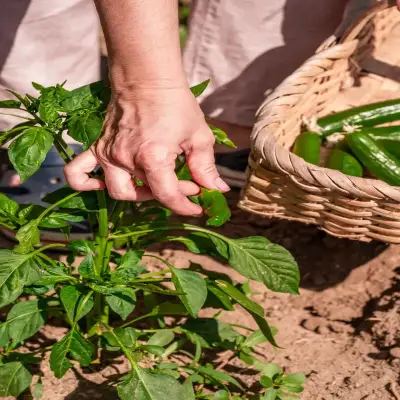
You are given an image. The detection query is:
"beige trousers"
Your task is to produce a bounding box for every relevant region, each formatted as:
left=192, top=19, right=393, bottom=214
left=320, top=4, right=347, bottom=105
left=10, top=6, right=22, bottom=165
left=183, top=0, right=374, bottom=127
left=0, top=0, right=100, bottom=131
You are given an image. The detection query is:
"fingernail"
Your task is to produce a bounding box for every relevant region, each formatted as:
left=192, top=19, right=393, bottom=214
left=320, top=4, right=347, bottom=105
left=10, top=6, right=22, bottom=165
left=215, top=177, right=230, bottom=192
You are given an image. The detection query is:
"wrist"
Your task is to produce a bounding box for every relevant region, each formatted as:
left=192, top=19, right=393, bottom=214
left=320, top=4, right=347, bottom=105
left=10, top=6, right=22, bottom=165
left=109, top=63, right=187, bottom=95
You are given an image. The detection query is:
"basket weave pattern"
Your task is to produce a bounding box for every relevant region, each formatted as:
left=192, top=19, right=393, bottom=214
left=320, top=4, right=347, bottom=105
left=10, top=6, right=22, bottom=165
left=239, top=3, right=400, bottom=243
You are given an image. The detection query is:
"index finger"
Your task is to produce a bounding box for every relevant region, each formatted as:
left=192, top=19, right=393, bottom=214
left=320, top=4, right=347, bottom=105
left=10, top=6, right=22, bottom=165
left=64, top=150, right=105, bottom=191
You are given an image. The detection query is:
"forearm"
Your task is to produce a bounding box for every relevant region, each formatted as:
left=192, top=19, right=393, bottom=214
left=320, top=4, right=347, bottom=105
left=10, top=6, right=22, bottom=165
left=94, top=0, right=186, bottom=92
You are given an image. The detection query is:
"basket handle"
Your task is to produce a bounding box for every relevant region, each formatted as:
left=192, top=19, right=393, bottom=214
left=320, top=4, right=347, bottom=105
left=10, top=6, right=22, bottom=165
left=338, top=0, right=398, bottom=43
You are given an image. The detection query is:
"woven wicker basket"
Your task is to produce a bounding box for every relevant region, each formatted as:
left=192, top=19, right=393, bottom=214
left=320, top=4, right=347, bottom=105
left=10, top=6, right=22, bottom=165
left=239, top=0, right=400, bottom=244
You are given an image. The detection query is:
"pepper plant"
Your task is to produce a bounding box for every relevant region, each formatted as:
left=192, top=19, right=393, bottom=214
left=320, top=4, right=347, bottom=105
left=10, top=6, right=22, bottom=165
left=0, top=81, right=302, bottom=399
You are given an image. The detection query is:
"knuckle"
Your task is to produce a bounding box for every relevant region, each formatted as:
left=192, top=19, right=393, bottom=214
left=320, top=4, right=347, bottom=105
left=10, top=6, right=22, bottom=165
left=194, top=132, right=215, bottom=148
left=136, top=142, right=169, bottom=169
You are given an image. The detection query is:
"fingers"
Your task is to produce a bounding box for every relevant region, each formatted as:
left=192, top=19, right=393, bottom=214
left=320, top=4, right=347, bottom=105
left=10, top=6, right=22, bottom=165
left=137, top=144, right=203, bottom=215
left=186, top=131, right=230, bottom=192
left=178, top=180, right=201, bottom=196
left=102, top=164, right=153, bottom=201
left=9, top=174, right=21, bottom=187
left=64, top=151, right=105, bottom=191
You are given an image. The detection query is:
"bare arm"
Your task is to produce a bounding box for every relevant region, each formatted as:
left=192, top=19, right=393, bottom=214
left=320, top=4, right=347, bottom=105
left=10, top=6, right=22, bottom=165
left=65, top=0, right=229, bottom=215
left=95, top=0, right=186, bottom=91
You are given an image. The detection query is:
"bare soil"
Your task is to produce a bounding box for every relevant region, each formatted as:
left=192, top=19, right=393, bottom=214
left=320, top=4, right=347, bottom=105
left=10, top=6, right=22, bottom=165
left=1, top=190, right=399, bottom=400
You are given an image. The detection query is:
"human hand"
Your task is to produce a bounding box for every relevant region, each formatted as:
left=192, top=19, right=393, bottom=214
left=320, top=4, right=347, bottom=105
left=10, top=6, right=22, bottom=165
left=64, top=85, right=230, bottom=215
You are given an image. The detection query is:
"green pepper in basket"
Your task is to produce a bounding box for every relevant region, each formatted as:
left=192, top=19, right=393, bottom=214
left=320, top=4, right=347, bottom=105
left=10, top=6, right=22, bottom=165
left=347, top=132, right=400, bottom=186
left=361, top=125, right=400, bottom=159
left=292, top=131, right=321, bottom=165
left=317, top=99, right=400, bottom=137
left=326, top=149, right=363, bottom=177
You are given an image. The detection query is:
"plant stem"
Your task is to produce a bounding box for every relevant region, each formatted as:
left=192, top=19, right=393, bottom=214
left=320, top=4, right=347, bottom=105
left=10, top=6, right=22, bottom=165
left=109, top=223, right=223, bottom=242
left=230, top=324, right=256, bottom=332
left=109, top=200, right=126, bottom=229
left=32, top=243, right=66, bottom=257
left=94, top=190, right=109, bottom=277
left=37, top=192, right=81, bottom=223
left=52, top=139, right=71, bottom=163
left=0, top=112, right=33, bottom=121
left=139, top=268, right=171, bottom=279
left=102, top=322, right=137, bottom=368
left=55, top=134, right=75, bottom=159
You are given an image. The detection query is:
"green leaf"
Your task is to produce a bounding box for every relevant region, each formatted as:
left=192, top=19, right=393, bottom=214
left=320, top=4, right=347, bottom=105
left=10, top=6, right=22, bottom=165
left=60, top=286, right=94, bottom=323
left=23, top=283, right=54, bottom=295
left=7, top=300, right=46, bottom=343
left=195, top=366, right=243, bottom=390
left=182, top=378, right=196, bottom=400
left=0, top=193, right=19, bottom=216
left=0, top=250, right=41, bottom=307
left=0, top=100, right=21, bottom=109
left=106, top=288, right=136, bottom=320
left=206, top=284, right=234, bottom=311
left=131, top=283, right=183, bottom=296
left=8, top=127, right=53, bottom=182
left=147, top=330, right=175, bottom=347
left=110, top=250, right=145, bottom=283
left=61, top=81, right=110, bottom=112
left=119, top=250, right=144, bottom=268
left=260, top=364, right=281, bottom=380
left=42, top=186, right=99, bottom=211
left=103, top=327, right=137, bottom=348
left=280, top=383, right=304, bottom=393
left=176, top=163, right=193, bottom=181
left=118, top=367, right=185, bottom=400
left=0, top=362, right=32, bottom=397
left=40, top=212, right=85, bottom=229
left=32, top=82, right=44, bottom=91
left=111, top=266, right=146, bottom=284
left=215, top=280, right=263, bottom=316
left=67, top=240, right=97, bottom=254
left=39, top=87, right=60, bottom=123
left=190, top=80, right=210, bottom=97
left=50, top=329, right=94, bottom=378
left=226, top=237, right=300, bottom=294
left=243, top=328, right=278, bottom=348
left=263, top=389, right=278, bottom=400
left=15, top=220, right=40, bottom=253
left=35, top=263, right=73, bottom=285
left=0, top=324, right=10, bottom=347
left=170, top=266, right=207, bottom=318
left=260, top=376, right=274, bottom=388
left=33, top=378, right=44, bottom=399
left=189, top=233, right=229, bottom=259
left=282, top=373, right=306, bottom=386
left=252, top=314, right=279, bottom=348
left=208, top=124, right=236, bottom=148
left=67, top=111, right=103, bottom=150
left=214, top=390, right=230, bottom=400
left=78, top=254, right=95, bottom=278
left=183, top=318, right=241, bottom=348
left=141, top=345, right=165, bottom=356
left=190, top=189, right=231, bottom=227
left=158, top=362, right=179, bottom=370
left=147, top=301, right=188, bottom=318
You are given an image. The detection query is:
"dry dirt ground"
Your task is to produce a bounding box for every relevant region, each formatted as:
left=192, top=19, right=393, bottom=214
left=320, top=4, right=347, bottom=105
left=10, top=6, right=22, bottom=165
left=1, top=190, right=399, bottom=400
